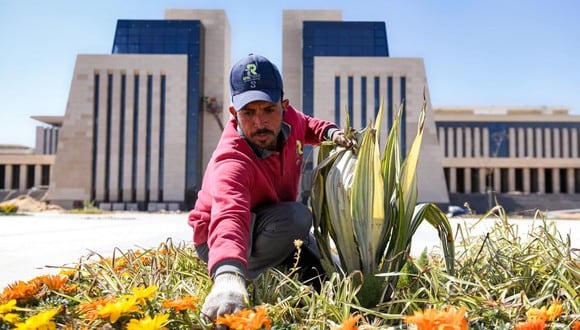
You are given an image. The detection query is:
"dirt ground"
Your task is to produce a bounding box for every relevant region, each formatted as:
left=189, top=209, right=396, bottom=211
left=0, top=195, right=63, bottom=212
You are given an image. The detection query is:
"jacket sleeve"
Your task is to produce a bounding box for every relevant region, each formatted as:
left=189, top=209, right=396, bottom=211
left=289, top=105, right=339, bottom=145
left=206, top=152, right=255, bottom=277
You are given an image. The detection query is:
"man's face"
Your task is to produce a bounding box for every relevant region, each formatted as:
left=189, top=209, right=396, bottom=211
left=231, top=100, right=286, bottom=150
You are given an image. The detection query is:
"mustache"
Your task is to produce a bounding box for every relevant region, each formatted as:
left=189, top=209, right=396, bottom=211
left=251, top=129, right=275, bottom=137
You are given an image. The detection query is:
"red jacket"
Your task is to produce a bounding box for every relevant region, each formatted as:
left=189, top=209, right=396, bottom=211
left=188, top=105, right=337, bottom=275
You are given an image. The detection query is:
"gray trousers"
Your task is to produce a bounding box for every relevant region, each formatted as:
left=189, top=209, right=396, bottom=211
left=196, top=201, right=320, bottom=279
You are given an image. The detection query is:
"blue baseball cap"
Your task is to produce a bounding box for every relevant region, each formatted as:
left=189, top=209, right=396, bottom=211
left=229, top=54, right=283, bottom=111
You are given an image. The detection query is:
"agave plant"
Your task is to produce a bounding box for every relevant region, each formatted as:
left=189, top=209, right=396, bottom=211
left=310, top=94, right=455, bottom=307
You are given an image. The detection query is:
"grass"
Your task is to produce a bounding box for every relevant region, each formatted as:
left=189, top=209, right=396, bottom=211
left=0, top=208, right=578, bottom=329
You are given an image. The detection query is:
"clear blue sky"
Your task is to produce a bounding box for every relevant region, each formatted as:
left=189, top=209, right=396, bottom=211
left=1, top=0, right=579, bottom=148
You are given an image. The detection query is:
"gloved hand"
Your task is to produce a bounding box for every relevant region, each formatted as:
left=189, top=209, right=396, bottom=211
left=331, top=130, right=354, bottom=149
left=201, top=272, right=248, bottom=321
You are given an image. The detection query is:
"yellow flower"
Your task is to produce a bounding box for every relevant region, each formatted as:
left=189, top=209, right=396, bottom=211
left=161, top=296, right=200, bottom=312
left=546, top=302, right=563, bottom=321
left=333, top=314, right=361, bottom=330
left=216, top=306, right=272, bottom=330
left=131, top=285, right=158, bottom=305
left=97, top=296, right=141, bottom=323
left=13, top=308, right=59, bottom=330
left=127, top=314, right=169, bottom=330
left=0, top=299, right=17, bottom=313
left=0, top=312, right=20, bottom=324
left=514, top=318, right=546, bottom=330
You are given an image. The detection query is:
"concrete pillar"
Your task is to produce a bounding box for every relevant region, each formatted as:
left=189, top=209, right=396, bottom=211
left=562, top=128, right=570, bottom=158
left=508, top=127, right=516, bottom=157
left=464, top=167, right=472, bottom=193
left=508, top=168, right=516, bottom=192
left=544, top=128, right=552, bottom=158
left=553, top=128, right=561, bottom=158
left=572, top=128, right=579, bottom=158
left=493, top=168, right=501, bottom=193
left=148, top=73, right=161, bottom=202
left=34, top=164, right=42, bottom=188
left=474, top=127, right=481, bottom=157
left=517, top=127, right=525, bottom=158
left=456, top=127, right=464, bottom=157
left=5, top=165, right=12, bottom=189
left=535, top=127, right=543, bottom=158
left=552, top=168, right=560, bottom=193
left=526, top=127, right=534, bottom=157
left=567, top=168, right=574, bottom=194
left=108, top=71, right=121, bottom=202
left=449, top=167, right=456, bottom=193
left=479, top=168, right=487, bottom=193
left=136, top=73, right=148, bottom=201
left=483, top=127, right=490, bottom=157
left=538, top=168, right=546, bottom=194
left=447, top=127, right=455, bottom=158
left=464, top=127, right=472, bottom=157
left=95, top=71, right=108, bottom=201
left=19, top=165, right=27, bottom=190
left=523, top=168, right=531, bottom=193
left=122, top=72, right=135, bottom=202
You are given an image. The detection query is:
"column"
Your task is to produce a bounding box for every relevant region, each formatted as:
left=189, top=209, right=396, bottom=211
left=544, top=128, right=552, bottom=158
left=553, top=128, right=561, bottom=158
left=464, top=168, right=472, bottom=193
left=493, top=168, right=501, bottom=193
left=95, top=70, right=108, bottom=201
left=482, top=127, right=490, bottom=157
left=538, top=168, right=545, bottom=194
left=508, top=127, right=516, bottom=157
left=562, top=128, right=570, bottom=158
left=19, top=165, right=27, bottom=190
left=5, top=165, right=12, bottom=189
left=552, top=168, right=560, bottom=193
left=526, top=127, right=534, bottom=157
left=523, top=168, right=531, bottom=193
left=567, top=168, right=575, bottom=195
left=108, top=71, right=121, bottom=202
left=508, top=168, right=516, bottom=192
left=449, top=167, right=456, bottom=193
left=535, top=127, right=543, bottom=158
left=148, top=73, right=161, bottom=202
left=572, top=128, right=579, bottom=158
left=136, top=73, right=148, bottom=201
left=474, top=127, right=481, bottom=157
left=447, top=127, right=455, bottom=158
left=517, top=127, right=525, bottom=158
left=464, top=127, right=473, bottom=157
left=479, top=168, right=487, bottom=193
left=34, top=164, right=42, bottom=187
left=456, top=127, right=464, bottom=158
left=122, top=72, right=135, bottom=202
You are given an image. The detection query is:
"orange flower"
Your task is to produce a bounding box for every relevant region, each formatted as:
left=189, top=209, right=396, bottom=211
left=77, top=297, right=115, bottom=323
left=333, top=314, right=362, bottom=330
left=36, top=274, right=77, bottom=293
left=572, top=320, right=580, bottom=330
left=161, top=296, right=200, bottom=312
left=0, top=280, right=41, bottom=304
left=405, top=306, right=467, bottom=330
left=514, top=318, right=546, bottom=330
left=216, top=306, right=272, bottom=330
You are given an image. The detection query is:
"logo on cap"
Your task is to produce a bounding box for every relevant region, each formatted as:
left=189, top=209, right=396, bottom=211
left=243, top=64, right=260, bottom=88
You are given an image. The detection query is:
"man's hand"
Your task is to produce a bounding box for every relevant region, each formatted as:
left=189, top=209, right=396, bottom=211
left=331, top=130, right=354, bottom=148
left=201, top=272, right=248, bottom=321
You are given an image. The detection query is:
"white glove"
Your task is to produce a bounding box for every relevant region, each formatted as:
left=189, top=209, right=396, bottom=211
left=201, top=272, right=248, bottom=320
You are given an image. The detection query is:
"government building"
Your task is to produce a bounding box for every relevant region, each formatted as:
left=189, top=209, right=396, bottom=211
left=1, top=9, right=578, bottom=214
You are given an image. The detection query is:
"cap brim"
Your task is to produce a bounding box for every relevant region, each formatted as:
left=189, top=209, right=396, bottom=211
left=232, top=90, right=281, bottom=111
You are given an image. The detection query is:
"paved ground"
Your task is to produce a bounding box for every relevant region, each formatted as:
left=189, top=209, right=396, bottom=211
left=1, top=212, right=578, bottom=289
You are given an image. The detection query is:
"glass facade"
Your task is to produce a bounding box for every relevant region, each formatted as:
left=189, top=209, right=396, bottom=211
left=112, top=19, right=203, bottom=204
left=302, top=21, right=389, bottom=117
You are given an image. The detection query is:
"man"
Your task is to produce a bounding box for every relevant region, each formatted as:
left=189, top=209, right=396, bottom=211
left=188, top=54, right=352, bottom=320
